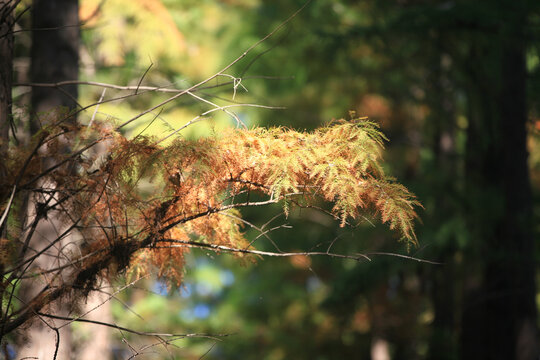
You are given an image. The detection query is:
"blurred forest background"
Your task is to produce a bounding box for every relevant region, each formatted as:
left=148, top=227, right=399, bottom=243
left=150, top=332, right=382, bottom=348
left=6, top=0, right=540, bottom=359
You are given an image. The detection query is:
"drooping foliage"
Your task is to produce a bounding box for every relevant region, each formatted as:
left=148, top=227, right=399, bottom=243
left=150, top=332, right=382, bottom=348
left=1, top=117, right=418, bottom=291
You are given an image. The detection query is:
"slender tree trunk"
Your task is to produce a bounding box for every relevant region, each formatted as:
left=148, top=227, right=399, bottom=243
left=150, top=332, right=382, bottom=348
left=19, top=2, right=112, bottom=358
left=0, top=5, right=15, bottom=348
left=17, top=1, right=80, bottom=359
left=0, top=0, right=13, bottom=169
left=425, top=57, right=459, bottom=360
left=461, top=3, right=538, bottom=358
left=492, top=35, right=538, bottom=360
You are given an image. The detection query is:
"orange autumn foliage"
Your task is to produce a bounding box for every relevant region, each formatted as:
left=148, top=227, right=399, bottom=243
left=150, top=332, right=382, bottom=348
left=1, top=118, right=419, bottom=287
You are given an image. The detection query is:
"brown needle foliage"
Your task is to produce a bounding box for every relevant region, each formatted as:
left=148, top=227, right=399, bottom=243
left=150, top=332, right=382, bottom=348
left=0, top=115, right=419, bottom=337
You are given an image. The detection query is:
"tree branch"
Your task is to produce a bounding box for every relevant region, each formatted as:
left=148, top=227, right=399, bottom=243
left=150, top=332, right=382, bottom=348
left=36, top=312, right=230, bottom=339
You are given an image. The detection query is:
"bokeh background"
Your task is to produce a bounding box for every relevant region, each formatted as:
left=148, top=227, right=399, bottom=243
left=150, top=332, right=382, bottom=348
left=11, top=0, right=540, bottom=359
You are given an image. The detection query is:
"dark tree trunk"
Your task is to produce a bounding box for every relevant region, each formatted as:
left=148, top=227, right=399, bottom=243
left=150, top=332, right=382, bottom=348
left=425, top=52, right=459, bottom=360
left=17, top=1, right=80, bottom=358
left=30, top=0, right=79, bottom=131
left=492, top=37, right=538, bottom=360
left=0, top=0, right=13, bottom=160
left=461, top=3, right=538, bottom=359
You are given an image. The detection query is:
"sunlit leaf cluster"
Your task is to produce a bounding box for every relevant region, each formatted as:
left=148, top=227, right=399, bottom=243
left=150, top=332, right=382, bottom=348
left=2, top=118, right=419, bottom=287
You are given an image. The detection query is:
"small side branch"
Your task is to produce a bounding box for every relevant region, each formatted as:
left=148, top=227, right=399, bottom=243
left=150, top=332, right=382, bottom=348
left=36, top=312, right=230, bottom=339
left=154, top=238, right=373, bottom=262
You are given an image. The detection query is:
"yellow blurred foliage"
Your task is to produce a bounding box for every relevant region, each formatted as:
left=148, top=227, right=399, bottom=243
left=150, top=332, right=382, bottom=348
left=80, top=0, right=185, bottom=67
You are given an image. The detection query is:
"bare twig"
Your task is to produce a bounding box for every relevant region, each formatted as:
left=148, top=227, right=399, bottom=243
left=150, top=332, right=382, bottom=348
left=364, top=251, right=442, bottom=265
left=0, top=185, right=16, bottom=231
left=155, top=238, right=372, bottom=262
left=114, top=0, right=312, bottom=132
left=14, top=75, right=291, bottom=94
left=186, top=90, right=244, bottom=128
left=56, top=275, right=149, bottom=330
left=88, top=88, right=106, bottom=127
left=36, top=312, right=231, bottom=339
left=135, top=60, right=153, bottom=95
left=52, top=327, right=60, bottom=360
left=156, top=103, right=284, bottom=145
left=198, top=341, right=218, bottom=360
